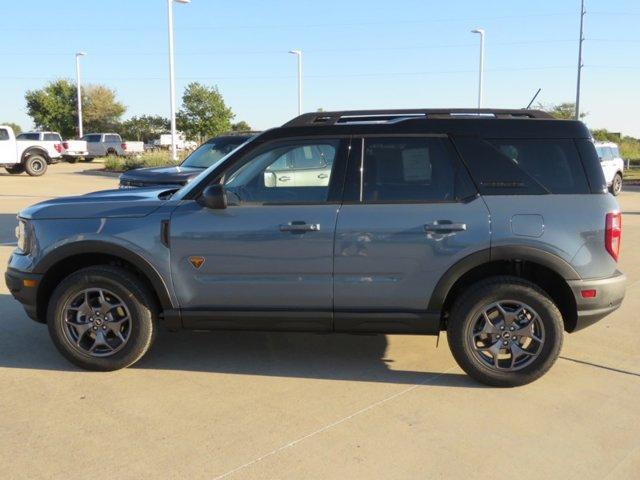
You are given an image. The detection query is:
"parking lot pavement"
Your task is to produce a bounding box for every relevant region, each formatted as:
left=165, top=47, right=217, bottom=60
left=0, top=163, right=638, bottom=479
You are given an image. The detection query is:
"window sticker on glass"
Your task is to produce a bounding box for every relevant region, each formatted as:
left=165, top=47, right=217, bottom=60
left=401, top=148, right=432, bottom=182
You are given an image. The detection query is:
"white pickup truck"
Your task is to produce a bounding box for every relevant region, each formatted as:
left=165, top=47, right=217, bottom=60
left=0, top=126, right=56, bottom=176
left=16, top=131, right=64, bottom=163
left=82, top=133, right=144, bottom=161
left=62, top=139, right=89, bottom=163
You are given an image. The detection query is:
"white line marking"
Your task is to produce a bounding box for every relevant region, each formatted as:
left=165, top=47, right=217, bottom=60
left=212, top=368, right=455, bottom=480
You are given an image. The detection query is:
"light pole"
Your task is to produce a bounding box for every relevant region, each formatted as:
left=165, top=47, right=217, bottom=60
left=471, top=28, right=485, bottom=109
left=289, top=50, right=303, bottom=115
left=167, top=0, right=190, bottom=161
left=575, top=0, right=586, bottom=120
left=75, top=52, right=86, bottom=138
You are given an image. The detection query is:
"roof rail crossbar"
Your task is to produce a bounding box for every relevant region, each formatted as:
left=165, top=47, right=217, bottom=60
left=282, top=108, right=554, bottom=127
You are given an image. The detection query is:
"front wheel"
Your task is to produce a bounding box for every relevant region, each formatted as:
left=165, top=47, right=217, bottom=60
left=610, top=173, right=623, bottom=196
left=47, top=266, right=157, bottom=371
left=24, top=154, right=48, bottom=176
left=4, top=164, right=24, bottom=175
left=447, top=276, right=563, bottom=387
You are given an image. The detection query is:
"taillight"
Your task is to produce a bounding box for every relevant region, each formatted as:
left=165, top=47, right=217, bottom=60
left=605, top=212, right=622, bottom=261
left=63, top=142, right=69, bottom=149
left=121, top=143, right=127, bottom=151
left=54, top=143, right=63, bottom=153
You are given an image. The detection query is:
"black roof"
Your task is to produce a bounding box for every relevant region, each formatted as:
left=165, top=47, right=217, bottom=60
left=259, top=108, right=590, bottom=140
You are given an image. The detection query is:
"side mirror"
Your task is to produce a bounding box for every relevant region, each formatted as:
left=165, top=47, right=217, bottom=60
left=199, top=184, right=227, bottom=209
left=264, top=170, right=276, bottom=188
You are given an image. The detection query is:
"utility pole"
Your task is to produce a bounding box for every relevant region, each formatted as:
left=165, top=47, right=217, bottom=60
left=575, top=0, right=586, bottom=120
left=75, top=52, right=86, bottom=138
left=471, top=29, right=485, bottom=109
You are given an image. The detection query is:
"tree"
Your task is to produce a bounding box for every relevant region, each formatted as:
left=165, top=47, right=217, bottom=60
left=82, top=85, right=126, bottom=133
left=2, top=122, right=22, bottom=135
left=25, top=80, right=126, bottom=138
left=536, top=102, right=586, bottom=120
left=176, top=82, right=234, bottom=142
left=117, top=115, right=170, bottom=142
left=231, top=120, right=252, bottom=132
left=25, top=79, right=77, bottom=138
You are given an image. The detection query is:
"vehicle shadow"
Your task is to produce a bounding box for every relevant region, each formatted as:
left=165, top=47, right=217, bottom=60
left=0, top=294, right=478, bottom=388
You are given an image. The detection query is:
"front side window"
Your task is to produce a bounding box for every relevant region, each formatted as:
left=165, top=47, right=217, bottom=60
left=362, top=137, right=472, bottom=202
left=17, top=133, right=39, bottom=141
left=224, top=140, right=340, bottom=204
left=82, top=134, right=101, bottom=142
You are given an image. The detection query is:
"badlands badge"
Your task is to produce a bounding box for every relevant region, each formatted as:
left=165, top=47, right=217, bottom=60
left=188, top=256, right=205, bottom=269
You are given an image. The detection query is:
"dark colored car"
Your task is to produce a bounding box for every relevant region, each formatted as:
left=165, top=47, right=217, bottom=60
left=119, top=134, right=255, bottom=188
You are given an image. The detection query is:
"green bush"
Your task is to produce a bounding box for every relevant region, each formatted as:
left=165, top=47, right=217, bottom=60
left=102, top=151, right=183, bottom=172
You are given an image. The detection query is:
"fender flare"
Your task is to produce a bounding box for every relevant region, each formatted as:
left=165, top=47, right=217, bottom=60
left=34, top=240, right=175, bottom=310
left=427, top=246, right=580, bottom=312
left=21, top=147, right=50, bottom=163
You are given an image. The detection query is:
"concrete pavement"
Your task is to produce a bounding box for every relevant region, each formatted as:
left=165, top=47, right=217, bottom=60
left=0, top=163, right=638, bottom=479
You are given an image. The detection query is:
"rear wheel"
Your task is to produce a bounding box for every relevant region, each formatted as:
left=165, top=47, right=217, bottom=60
left=4, top=164, right=24, bottom=175
left=24, top=154, right=48, bottom=176
left=610, top=173, right=623, bottom=196
left=83, top=157, right=94, bottom=162
left=47, top=266, right=157, bottom=371
left=447, top=276, right=563, bottom=387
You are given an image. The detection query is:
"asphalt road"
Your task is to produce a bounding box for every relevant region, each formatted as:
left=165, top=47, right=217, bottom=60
left=0, top=162, right=638, bottom=479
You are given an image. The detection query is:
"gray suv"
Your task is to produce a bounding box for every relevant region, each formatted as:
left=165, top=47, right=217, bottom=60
left=5, top=109, right=626, bottom=386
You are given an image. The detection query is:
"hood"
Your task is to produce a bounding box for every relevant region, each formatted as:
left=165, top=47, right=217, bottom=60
left=20, top=187, right=176, bottom=220
left=119, top=165, right=202, bottom=186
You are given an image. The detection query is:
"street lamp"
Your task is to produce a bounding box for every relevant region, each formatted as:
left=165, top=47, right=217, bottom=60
left=167, top=0, right=190, bottom=161
left=75, top=52, right=86, bottom=138
left=289, top=50, right=303, bottom=115
left=471, top=28, right=485, bottom=109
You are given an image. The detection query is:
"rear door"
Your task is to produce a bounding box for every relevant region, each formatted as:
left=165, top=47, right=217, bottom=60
left=333, top=135, right=491, bottom=332
left=0, top=128, right=16, bottom=164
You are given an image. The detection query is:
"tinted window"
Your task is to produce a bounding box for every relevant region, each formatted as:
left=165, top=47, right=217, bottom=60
left=182, top=139, right=246, bottom=168
left=576, top=139, right=607, bottom=193
left=362, top=137, right=473, bottom=202
left=487, top=139, right=590, bottom=194
left=0, top=129, right=9, bottom=141
left=82, top=134, right=101, bottom=142
left=224, top=140, right=340, bottom=204
left=43, top=133, right=61, bottom=142
left=17, top=133, right=39, bottom=140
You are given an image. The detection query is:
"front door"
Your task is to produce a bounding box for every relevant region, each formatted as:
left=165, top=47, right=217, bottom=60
left=169, top=137, right=349, bottom=331
left=333, top=136, right=491, bottom=333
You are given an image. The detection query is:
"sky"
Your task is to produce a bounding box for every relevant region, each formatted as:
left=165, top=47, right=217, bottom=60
left=1, top=0, right=639, bottom=136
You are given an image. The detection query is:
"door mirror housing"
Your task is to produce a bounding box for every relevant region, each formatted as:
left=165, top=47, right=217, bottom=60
left=199, top=184, right=227, bottom=209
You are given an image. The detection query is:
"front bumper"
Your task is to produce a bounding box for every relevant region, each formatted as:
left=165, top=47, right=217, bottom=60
left=567, top=270, right=626, bottom=332
left=5, top=267, right=43, bottom=322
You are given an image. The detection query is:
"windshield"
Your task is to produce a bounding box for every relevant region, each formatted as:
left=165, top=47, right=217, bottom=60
left=172, top=138, right=253, bottom=200
left=181, top=139, right=247, bottom=168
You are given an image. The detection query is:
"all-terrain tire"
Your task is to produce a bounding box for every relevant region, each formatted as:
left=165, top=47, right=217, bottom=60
left=24, top=154, right=48, bottom=176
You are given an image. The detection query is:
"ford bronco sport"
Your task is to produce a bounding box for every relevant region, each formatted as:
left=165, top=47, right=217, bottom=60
left=5, top=109, right=626, bottom=386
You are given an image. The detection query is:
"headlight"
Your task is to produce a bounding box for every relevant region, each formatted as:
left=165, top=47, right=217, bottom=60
left=15, top=218, right=31, bottom=254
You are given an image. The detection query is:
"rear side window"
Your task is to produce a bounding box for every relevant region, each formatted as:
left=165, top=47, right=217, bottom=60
left=362, top=137, right=476, bottom=202
left=0, top=129, right=9, bottom=141
left=43, top=133, right=61, bottom=142
left=576, top=139, right=607, bottom=193
left=105, top=134, right=121, bottom=143
left=454, top=137, right=590, bottom=195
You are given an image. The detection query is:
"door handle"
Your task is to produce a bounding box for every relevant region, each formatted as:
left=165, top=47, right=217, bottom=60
left=279, top=222, right=321, bottom=233
left=424, top=222, right=467, bottom=233
left=317, top=173, right=329, bottom=179
left=278, top=176, right=291, bottom=182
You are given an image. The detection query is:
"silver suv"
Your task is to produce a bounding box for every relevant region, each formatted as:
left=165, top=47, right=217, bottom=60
left=5, top=109, right=626, bottom=386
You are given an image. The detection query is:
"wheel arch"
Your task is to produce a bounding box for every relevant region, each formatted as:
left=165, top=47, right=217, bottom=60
left=33, top=241, right=174, bottom=323
left=21, top=147, right=50, bottom=163
left=430, top=247, right=579, bottom=332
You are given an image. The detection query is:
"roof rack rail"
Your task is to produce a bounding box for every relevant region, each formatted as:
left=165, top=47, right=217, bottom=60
left=282, top=108, right=554, bottom=127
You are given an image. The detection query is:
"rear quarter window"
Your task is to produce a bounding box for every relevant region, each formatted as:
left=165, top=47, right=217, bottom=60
left=454, top=137, right=591, bottom=195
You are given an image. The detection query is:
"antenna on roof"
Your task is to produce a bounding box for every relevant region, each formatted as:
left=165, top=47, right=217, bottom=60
left=525, top=88, right=542, bottom=109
